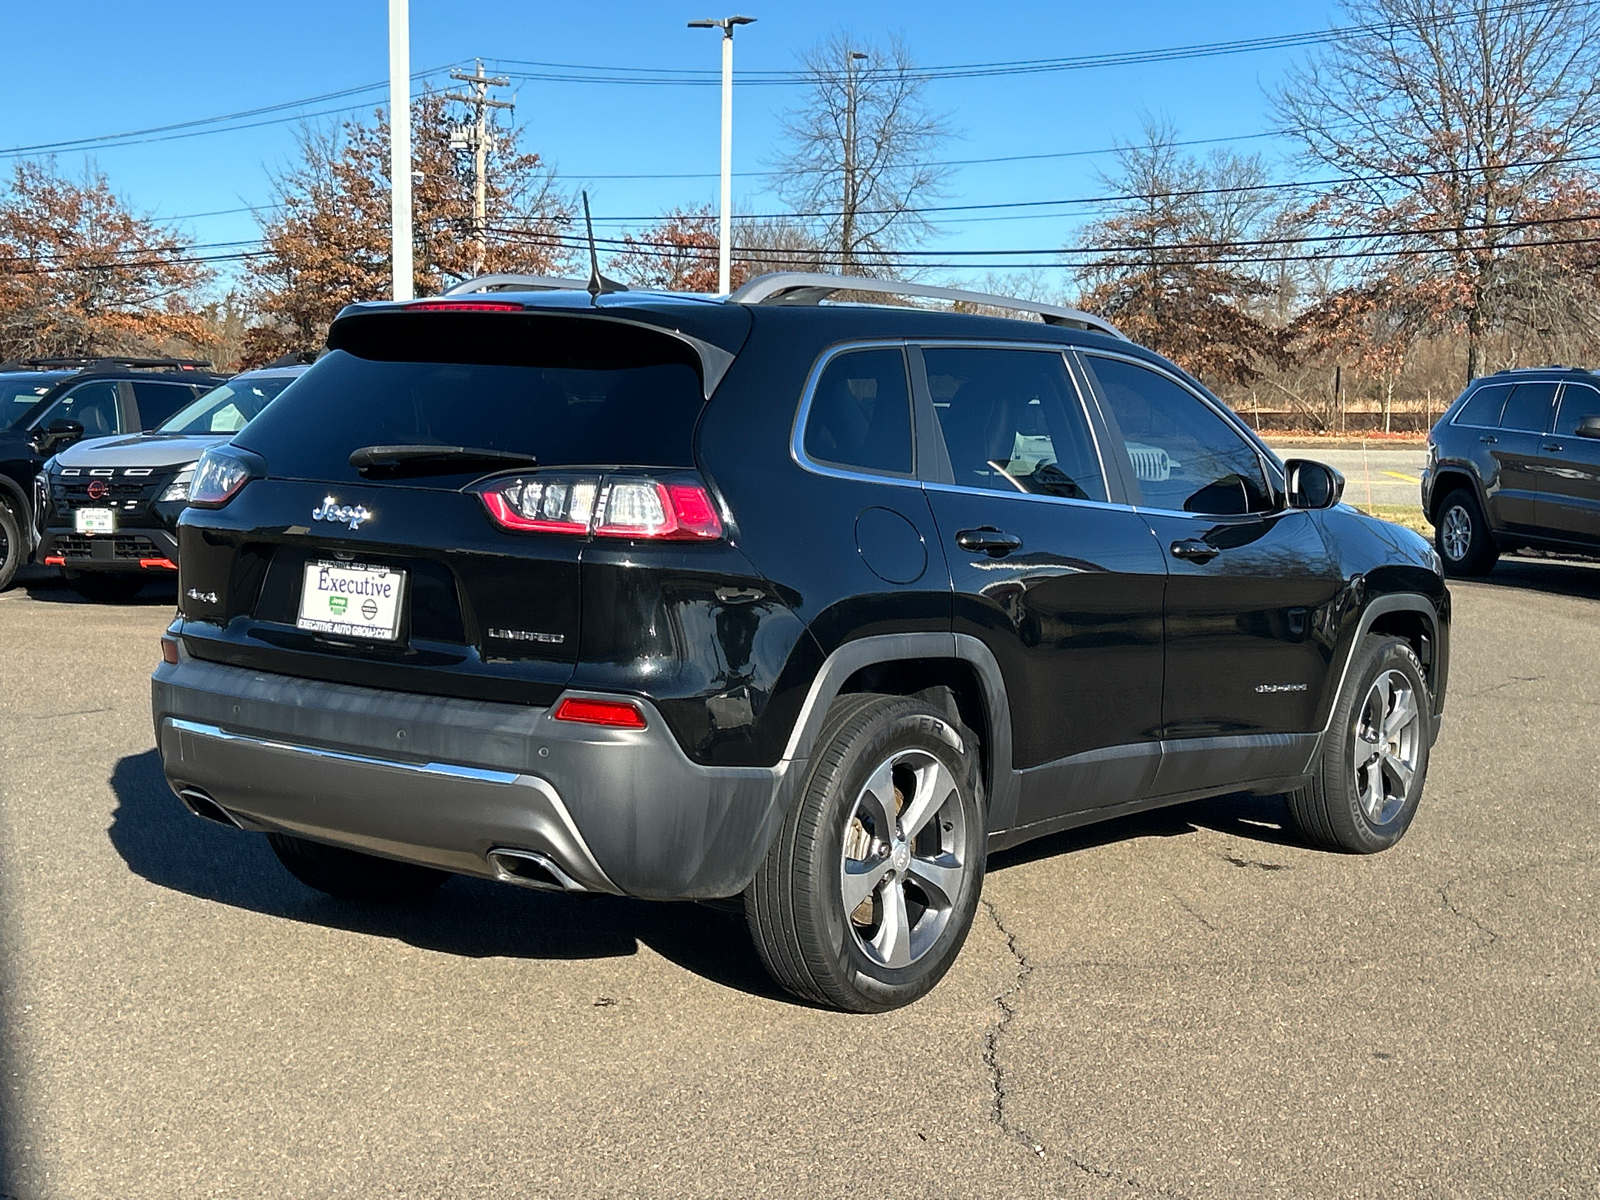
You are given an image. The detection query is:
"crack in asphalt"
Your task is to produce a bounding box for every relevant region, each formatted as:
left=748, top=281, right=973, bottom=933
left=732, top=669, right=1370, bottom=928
left=1218, top=853, right=1291, bottom=872
left=1167, top=890, right=1219, bottom=932
left=1438, top=877, right=1500, bottom=944
left=981, top=898, right=1196, bottom=1198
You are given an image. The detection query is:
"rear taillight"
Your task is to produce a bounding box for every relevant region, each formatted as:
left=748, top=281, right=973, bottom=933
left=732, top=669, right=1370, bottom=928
left=553, top=697, right=647, bottom=728
left=475, top=473, right=723, bottom=541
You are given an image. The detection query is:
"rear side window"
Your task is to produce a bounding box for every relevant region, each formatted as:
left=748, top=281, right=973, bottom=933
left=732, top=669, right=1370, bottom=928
left=922, top=347, right=1106, bottom=502
left=1453, top=384, right=1510, bottom=428
left=802, top=348, right=913, bottom=475
left=1498, top=382, right=1558, bottom=433
left=1556, top=383, right=1600, bottom=436
left=130, top=381, right=198, bottom=429
left=1086, top=355, right=1271, bottom=515
left=235, top=314, right=708, bottom=486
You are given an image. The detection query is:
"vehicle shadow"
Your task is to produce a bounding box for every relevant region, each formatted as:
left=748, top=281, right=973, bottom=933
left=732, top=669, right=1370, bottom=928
left=106, top=750, right=790, bottom=1004
left=1457, top=554, right=1600, bottom=603
left=19, top=567, right=177, bottom=607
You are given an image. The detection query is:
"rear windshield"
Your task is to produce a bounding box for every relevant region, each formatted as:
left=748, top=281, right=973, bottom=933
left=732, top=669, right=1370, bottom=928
left=234, top=313, right=707, bottom=485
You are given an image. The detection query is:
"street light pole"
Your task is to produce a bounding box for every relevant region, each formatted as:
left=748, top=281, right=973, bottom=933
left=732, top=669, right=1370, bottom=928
left=388, top=0, right=413, bottom=300
left=688, top=15, right=755, bottom=295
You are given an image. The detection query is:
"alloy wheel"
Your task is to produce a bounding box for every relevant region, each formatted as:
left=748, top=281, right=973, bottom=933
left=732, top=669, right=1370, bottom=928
left=1352, top=669, right=1422, bottom=826
left=839, top=749, right=971, bottom=969
left=1440, top=504, right=1472, bottom=562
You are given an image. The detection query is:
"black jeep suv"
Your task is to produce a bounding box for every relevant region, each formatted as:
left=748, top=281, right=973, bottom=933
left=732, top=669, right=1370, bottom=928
left=0, top=356, right=224, bottom=590
left=1422, top=366, right=1600, bottom=574
left=151, top=275, right=1450, bottom=1011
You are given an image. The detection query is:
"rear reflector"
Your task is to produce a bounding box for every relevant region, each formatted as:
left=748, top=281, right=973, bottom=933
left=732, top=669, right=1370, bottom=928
left=160, top=636, right=179, bottom=665
left=553, top=697, right=647, bottom=729
left=139, top=558, right=178, bottom=571
left=405, top=301, right=524, bottom=313
left=43, top=555, right=64, bottom=566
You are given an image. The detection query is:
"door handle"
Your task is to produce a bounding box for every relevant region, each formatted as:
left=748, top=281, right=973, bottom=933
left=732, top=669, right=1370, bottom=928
left=1543, top=441, right=1564, bottom=452
left=955, top=527, right=1023, bottom=558
left=1479, top=434, right=1498, bottom=445
left=1170, top=538, right=1220, bottom=563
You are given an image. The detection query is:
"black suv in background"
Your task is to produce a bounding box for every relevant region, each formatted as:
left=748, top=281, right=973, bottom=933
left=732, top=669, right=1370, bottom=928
left=151, top=275, right=1450, bottom=1011
left=1422, top=366, right=1600, bottom=574
left=0, top=357, right=225, bottom=590
left=37, top=359, right=310, bottom=602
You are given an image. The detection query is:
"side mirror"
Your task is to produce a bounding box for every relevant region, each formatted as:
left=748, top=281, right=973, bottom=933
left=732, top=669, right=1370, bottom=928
left=1284, top=458, right=1344, bottom=510
left=1576, top=415, right=1600, bottom=439
left=30, top=418, right=84, bottom=455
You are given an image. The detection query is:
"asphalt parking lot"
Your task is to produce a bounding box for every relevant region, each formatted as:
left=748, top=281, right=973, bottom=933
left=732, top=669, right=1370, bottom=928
left=1265, top=444, right=1430, bottom=509
left=1, top=559, right=1596, bottom=1200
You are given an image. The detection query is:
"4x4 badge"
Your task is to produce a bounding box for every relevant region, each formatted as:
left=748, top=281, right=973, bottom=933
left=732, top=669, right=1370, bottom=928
left=311, top=496, right=372, bottom=531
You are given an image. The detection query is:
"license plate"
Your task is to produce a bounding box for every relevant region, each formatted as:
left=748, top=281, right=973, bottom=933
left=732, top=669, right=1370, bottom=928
left=75, top=508, right=116, bottom=534
left=296, top=560, right=406, bottom=641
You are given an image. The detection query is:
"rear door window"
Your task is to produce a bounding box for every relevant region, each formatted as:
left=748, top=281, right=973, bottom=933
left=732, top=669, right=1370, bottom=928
left=922, top=347, right=1106, bottom=502
left=1084, top=355, right=1272, bottom=515
left=802, top=348, right=914, bottom=475
left=1454, top=384, right=1510, bottom=428
left=235, top=316, right=710, bottom=487
left=1498, top=382, right=1558, bottom=434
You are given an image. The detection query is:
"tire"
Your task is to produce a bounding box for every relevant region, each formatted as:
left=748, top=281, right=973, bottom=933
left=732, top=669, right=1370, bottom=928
left=66, top=570, right=148, bottom=604
left=0, top=501, right=20, bottom=593
left=1434, top=487, right=1498, bottom=575
left=1285, top=635, right=1432, bottom=854
left=744, top=694, right=987, bottom=1012
left=267, top=832, right=450, bottom=902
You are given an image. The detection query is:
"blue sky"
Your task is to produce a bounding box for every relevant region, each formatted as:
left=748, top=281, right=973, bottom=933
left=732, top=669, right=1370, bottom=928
left=0, top=0, right=1341, bottom=294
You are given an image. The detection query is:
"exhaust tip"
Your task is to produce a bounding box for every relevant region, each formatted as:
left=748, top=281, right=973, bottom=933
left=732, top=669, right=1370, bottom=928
left=177, top=787, right=243, bottom=829
left=486, top=847, right=585, bottom=893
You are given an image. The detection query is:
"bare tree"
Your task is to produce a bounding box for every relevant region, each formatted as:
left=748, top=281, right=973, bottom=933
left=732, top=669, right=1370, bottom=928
left=1072, top=118, right=1292, bottom=386
left=1274, top=0, right=1600, bottom=381
left=773, top=32, right=951, bottom=275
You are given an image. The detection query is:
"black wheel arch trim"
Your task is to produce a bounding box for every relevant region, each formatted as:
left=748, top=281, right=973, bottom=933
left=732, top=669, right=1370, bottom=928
left=1318, top=592, right=1448, bottom=752
left=0, top=474, right=33, bottom=553
left=775, top=632, right=1020, bottom=839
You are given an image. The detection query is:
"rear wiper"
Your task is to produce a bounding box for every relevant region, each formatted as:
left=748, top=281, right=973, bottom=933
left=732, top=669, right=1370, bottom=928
left=350, top=444, right=539, bottom=478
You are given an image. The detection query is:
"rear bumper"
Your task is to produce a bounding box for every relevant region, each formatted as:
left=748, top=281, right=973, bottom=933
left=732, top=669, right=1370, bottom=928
left=151, top=656, right=789, bottom=899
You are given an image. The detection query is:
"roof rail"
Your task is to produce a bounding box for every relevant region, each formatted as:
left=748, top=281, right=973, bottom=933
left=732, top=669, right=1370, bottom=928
left=443, top=273, right=591, bottom=295
left=0, top=355, right=215, bottom=371
left=725, top=272, right=1128, bottom=341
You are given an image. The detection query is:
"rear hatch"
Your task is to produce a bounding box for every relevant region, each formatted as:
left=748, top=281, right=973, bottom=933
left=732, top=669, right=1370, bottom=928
left=174, top=303, right=748, bottom=705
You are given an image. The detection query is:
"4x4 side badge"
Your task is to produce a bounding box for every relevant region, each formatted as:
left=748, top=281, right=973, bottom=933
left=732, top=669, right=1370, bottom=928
left=311, top=497, right=372, bottom=531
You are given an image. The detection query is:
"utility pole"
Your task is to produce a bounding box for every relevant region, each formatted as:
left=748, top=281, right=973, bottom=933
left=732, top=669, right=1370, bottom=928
left=688, top=15, right=755, bottom=294
left=841, top=49, right=867, bottom=275
left=388, top=0, right=413, bottom=300
left=446, top=60, right=514, bottom=278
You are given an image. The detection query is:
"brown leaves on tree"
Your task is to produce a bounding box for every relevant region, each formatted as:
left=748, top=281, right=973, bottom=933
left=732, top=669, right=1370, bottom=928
left=243, top=92, right=573, bottom=365
left=0, top=162, right=212, bottom=362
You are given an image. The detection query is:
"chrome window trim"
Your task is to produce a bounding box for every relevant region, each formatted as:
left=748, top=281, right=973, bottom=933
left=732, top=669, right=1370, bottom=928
left=791, top=336, right=1131, bottom=514
left=789, top=339, right=922, bottom=485
left=1076, top=346, right=1286, bottom=511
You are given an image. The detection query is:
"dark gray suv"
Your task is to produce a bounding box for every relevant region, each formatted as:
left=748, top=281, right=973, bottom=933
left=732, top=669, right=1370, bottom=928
left=1422, top=366, right=1600, bottom=574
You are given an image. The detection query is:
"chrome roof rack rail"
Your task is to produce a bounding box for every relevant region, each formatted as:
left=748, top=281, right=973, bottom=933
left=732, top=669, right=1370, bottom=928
left=725, top=272, right=1128, bottom=341
left=444, top=273, right=591, bottom=295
